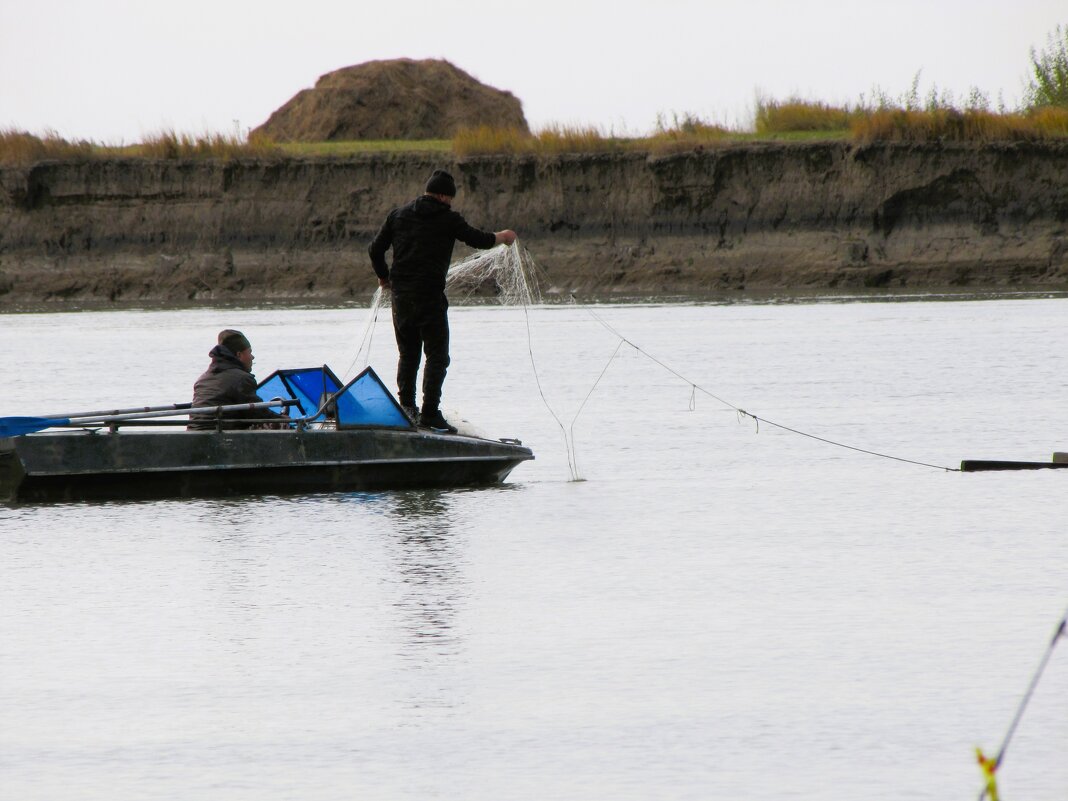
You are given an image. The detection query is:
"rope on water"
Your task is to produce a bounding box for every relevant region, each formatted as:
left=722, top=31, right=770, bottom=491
left=521, top=297, right=578, bottom=481
left=567, top=339, right=624, bottom=478
left=585, top=307, right=961, bottom=473
left=978, top=603, right=1068, bottom=801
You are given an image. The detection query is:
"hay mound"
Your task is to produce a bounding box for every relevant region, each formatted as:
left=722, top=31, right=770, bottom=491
left=253, top=59, right=529, bottom=141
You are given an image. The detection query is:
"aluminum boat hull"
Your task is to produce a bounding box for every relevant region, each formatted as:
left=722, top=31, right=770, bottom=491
left=0, top=428, right=534, bottom=502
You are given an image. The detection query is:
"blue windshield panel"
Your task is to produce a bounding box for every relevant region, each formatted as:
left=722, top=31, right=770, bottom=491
left=257, top=366, right=342, bottom=423
left=257, top=365, right=411, bottom=429
left=256, top=374, right=306, bottom=417
left=288, top=370, right=341, bottom=420
left=335, top=368, right=411, bottom=429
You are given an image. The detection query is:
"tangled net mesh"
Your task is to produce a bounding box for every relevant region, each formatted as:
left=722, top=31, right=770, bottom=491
left=445, top=241, right=546, bottom=306
left=367, top=241, right=546, bottom=314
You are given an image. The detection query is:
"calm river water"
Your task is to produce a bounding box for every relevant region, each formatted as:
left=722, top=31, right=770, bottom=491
left=1, top=296, right=1066, bottom=800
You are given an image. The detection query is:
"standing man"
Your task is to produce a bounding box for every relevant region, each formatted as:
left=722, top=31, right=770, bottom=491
left=369, top=169, right=516, bottom=433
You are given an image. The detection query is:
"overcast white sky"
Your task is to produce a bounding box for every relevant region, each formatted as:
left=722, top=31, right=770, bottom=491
left=1, top=0, right=1064, bottom=142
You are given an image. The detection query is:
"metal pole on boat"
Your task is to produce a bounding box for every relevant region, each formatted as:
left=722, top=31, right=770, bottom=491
left=67, top=399, right=298, bottom=423
left=35, top=402, right=196, bottom=421
left=0, top=400, right=299, bottom=438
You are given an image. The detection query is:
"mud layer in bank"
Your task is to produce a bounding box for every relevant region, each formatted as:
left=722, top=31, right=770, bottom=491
left=2, top=141, right=1067, bottom=308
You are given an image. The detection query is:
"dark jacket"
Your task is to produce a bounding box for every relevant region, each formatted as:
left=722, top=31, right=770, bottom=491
left=187, top=345, right=266, bottom=431
left=368, top=195, right=497, bottom=294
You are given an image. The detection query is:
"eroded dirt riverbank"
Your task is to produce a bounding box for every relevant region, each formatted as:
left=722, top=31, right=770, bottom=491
left=2, top=141, right=1067, bottom=309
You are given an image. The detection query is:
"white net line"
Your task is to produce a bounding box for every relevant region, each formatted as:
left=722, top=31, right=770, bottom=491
left=447, top=243, right=578, bottom=478
left=342, top=285, right=386, bottom=379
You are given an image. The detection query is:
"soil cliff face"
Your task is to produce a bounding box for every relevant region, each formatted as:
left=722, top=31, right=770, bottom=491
left=1, top=141, right=1067, bottom=307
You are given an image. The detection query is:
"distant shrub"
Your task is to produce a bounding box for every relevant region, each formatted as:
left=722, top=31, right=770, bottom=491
left=1025, top=24, right=1068, bottom=108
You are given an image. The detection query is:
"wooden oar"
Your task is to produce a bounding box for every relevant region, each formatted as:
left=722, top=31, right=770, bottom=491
left=0, top=399, right=297, bottom=438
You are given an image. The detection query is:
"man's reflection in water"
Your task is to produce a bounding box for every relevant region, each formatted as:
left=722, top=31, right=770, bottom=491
left=382, top=489, right=470, bottom=715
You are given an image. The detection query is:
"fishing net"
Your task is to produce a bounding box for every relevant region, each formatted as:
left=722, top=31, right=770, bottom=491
left=445, top=241, right=546, bottom=306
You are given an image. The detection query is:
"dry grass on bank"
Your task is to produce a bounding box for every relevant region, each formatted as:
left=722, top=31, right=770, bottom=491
left=0, top=128, right=281, bottom=165
left=456, top=106, right=1068, bottom=153
left=757, top=96, right=1068, bottom=143
left=643, top=114, right=732, bottom=152
left=851, top=106, right=1068, bottom=142
left=755, top=98, right=857, bottom=134
left=452, top=125, right=624, bottom=155
left=4, top=105, right=1067, bottom=167
left=0, top=128, right=96, bottom=164
left=124, top=131, right=280, bottom=158
left=452, top=119, right=732, bottom=156
left=277, top=139, right=452, bottom=156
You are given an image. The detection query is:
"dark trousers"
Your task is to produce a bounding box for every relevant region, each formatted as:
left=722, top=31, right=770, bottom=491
left=392, top=292, right=450, bottom=412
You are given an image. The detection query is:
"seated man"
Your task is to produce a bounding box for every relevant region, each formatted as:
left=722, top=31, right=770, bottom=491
left=187, top=329, right=288, bottom=430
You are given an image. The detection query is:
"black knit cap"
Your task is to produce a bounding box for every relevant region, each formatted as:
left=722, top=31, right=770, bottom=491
left=218, top=329, right=251, bottom=354
left=425, top=169, right=457, bottom=197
